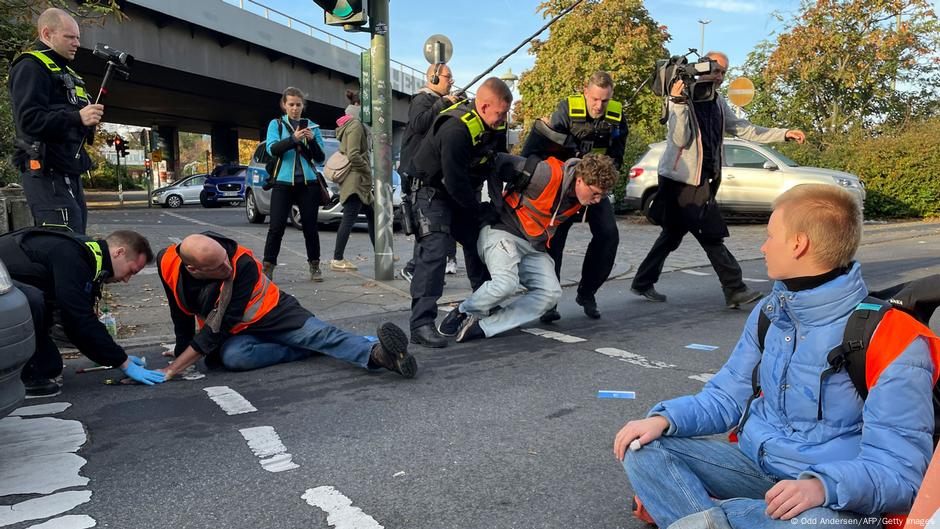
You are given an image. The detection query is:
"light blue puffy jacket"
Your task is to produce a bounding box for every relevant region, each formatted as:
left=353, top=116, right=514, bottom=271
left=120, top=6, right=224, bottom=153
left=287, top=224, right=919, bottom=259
left=649, top=262, right=936, bottom=514
left=265, top=115, right=325, bottom=186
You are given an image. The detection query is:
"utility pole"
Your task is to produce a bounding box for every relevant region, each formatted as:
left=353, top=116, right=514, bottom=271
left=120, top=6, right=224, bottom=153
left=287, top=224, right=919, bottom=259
left=369, top=0, right=394, bottom=281
left=698, top=19, right=711, bottom=54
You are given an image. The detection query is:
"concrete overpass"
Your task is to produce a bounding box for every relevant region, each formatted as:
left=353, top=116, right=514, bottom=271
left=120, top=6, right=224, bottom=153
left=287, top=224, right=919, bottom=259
left=70, top=0, right=424, bottom=175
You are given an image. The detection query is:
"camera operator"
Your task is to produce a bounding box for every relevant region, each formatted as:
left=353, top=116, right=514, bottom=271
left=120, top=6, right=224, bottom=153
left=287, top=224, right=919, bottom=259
left=631, top=51, right=805, bottom=308
left=8, top=8, right=104, bottom=234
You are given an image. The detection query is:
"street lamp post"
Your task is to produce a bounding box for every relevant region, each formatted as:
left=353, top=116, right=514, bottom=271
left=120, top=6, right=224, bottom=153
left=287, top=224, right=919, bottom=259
left=697, top=19, right=711, bottom=53
left=498, top=68, right=518, bottom=150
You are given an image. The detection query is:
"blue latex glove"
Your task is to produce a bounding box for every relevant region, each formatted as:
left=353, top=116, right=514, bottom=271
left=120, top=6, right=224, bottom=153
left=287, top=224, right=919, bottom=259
left=127, top=355, right=147, bottom=367
left=123, top=361, right=165, bottom=385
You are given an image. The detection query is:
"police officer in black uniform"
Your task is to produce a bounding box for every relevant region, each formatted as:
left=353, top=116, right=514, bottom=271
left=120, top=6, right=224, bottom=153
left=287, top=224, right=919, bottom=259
left=8, top=8, right=104, bottom=233
left=523, top=71, right=627, bottom=322
left=0, top=228, right=164, bottom=397
left=407, top=77, right=511, bottom=348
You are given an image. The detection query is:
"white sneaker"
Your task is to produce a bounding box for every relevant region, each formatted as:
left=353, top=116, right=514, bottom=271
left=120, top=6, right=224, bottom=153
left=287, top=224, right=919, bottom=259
left=445, top=257, right=457, bottom=275
left=331, top=259, right=358, bottom=271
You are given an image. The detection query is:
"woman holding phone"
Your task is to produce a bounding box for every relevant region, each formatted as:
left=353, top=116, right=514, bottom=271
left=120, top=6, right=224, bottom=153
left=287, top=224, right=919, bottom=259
left=262, top=86, right=326, bottom=281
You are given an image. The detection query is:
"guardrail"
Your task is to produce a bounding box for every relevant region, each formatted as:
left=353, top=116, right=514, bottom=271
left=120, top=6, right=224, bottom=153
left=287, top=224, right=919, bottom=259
left=225, top=0, right=424, bottom=94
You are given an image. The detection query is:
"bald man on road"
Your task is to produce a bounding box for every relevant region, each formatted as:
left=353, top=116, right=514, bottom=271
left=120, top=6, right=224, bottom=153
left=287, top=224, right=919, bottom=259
left=157, top=232, right=417, bottom=379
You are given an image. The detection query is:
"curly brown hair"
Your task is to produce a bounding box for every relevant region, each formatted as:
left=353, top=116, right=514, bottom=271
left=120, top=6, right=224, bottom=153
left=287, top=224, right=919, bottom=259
left=572, top=153, right=618, bottom=191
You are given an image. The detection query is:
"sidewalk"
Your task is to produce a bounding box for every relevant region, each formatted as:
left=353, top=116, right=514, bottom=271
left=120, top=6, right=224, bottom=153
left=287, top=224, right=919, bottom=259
left=100, top=215, right=940, bottom=349
left=85, top=189, right=149, bottom=208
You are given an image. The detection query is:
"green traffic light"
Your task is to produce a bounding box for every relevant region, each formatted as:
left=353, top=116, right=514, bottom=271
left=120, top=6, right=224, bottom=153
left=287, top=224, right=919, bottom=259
left=332, top=1, right=353, bottom=17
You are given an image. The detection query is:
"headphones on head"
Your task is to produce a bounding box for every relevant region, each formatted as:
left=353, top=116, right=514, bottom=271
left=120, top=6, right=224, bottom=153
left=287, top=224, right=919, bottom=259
left=430, top=63, right=442, bottom=85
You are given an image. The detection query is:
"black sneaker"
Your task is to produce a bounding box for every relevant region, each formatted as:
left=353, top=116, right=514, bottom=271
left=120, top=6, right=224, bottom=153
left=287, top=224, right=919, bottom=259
left=456, top=315, right=485, bottom=343
left=371, top=322, right=417, bottom=378
left=438, top=307, right=468, bottom=337
left=540, top=306, right=561, bottom=323
left=630, top=286, right=667, bottom=302
left=725, top=288, right=762, bottom=309
left=576, top=294, right=601, bottom=319
left=24, top=378, right=61, bottom=399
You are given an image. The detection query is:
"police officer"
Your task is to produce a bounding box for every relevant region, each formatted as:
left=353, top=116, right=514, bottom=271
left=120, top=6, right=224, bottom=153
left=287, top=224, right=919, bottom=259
left=398, top=63, right=459, bottom=282
left=0, top=228, right=164, bottom=397
left=8, top=8, right=104, bottom=233
left=407, top=77, right=511, bottom=348
left=523, top=71, right=627, bottom=322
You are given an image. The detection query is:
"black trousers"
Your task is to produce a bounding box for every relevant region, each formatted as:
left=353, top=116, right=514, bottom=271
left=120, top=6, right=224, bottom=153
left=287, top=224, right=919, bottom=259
left=16, top=280, right=62, bottom=382
left=21, top=169, right=87, bottom=233
left=409, top=188, right=488, bottom=330
left=334, top=194, right=376, bottom=260
left=631, top=224, right=746, bottom=296
left=263, top=183, right=321, bottom=264
left=547, top=195, right=619, bottom=299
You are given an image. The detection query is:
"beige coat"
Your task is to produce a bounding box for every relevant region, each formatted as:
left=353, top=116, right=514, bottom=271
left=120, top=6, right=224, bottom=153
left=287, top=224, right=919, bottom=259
left=335, top=114, right=372, bottom=205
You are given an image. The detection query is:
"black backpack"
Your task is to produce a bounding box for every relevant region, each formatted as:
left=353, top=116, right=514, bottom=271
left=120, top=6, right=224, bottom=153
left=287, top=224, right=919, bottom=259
left=738, top=275, right=940, bottom=447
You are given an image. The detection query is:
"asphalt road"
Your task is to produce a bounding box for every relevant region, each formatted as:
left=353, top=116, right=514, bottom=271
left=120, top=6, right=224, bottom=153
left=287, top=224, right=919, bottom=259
left=5, top=208, right=939, bottom=529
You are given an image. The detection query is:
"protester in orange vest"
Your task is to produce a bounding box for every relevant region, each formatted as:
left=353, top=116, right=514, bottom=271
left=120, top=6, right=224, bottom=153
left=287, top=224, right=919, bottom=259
left=156, top=232, right=416, bottom=379
left=437, top=153, right=618, bottom=342
left=614, top=184, right=939, bottom=529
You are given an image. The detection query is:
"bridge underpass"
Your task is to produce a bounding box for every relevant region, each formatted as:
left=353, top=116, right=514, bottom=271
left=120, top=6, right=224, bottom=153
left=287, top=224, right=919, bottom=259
left=68, top=0, right=423, bottom=177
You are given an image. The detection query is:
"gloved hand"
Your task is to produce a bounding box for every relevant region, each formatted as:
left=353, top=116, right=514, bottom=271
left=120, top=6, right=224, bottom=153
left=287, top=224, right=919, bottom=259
left=477, top=202, right=501, bottom=227
left=127, top=355, right=147, bottom=367
left=123, top=361, right=165, bottom=385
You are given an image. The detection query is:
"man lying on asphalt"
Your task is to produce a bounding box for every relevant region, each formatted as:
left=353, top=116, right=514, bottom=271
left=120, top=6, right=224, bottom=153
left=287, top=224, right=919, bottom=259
left=156, top=232, right=417, bottom=380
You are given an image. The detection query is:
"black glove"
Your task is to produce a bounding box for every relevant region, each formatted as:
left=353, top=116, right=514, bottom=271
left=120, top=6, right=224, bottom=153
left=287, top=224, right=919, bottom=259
left=477, top=202, right=501, bottom=227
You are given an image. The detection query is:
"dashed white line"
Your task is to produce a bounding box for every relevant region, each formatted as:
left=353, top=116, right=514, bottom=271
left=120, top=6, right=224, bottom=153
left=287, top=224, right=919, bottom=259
left=25, top=514, right=96, bottom=529
left=522, top=328, right=586, bottom=343
left=10, top=403, right=71, bottom=416
left=0, top=416, right=88, bottom=496
left=239, top=426, right=299, bottom=473
left=742, top=277, right=769, bottom=283
left=688, top=373, right=716, bottom=383
left=204, top=386, right=257, bottom=415
left=594, top=348, right=676, bottom=369
left=0, top=491, right=91, bottom=527
left=680, top=270, right=710, bottom=276
left=302, top=486, right=384, bottom=529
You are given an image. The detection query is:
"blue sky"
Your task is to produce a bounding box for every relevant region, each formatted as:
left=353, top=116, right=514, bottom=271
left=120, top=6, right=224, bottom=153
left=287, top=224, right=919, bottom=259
left=243, top=0, right=938, bottom=92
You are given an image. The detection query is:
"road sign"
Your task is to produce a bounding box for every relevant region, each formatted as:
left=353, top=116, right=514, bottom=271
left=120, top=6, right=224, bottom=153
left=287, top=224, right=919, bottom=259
left=728, top=77, right=755, bottom=107
left=423, top=34, right=453, bottom=64
left=151, top=150, right=163, bottom=163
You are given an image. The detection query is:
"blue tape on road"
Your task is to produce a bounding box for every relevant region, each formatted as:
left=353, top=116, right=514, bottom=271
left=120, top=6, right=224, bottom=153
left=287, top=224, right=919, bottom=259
left=685, top=343, right=719, bottom=351
left=598, top=390, right=636, bottom=399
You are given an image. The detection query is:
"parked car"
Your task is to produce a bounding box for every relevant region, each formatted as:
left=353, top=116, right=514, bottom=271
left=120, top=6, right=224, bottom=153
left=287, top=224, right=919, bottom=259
left=622, top=138, right=866, bottom=216
left=150, top=174, right=208, bottom=208
left=0, top=260, right=36, bottom=418
left=244, top=137, right=402, bottom=229
left=200, top=164, right=249, bottom=208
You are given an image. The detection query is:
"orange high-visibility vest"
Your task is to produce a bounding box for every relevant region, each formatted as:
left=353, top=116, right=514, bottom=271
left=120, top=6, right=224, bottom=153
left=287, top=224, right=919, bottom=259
left=503, top=157, right=582, bottom=248
left=159, top=244, right=280, bottom=334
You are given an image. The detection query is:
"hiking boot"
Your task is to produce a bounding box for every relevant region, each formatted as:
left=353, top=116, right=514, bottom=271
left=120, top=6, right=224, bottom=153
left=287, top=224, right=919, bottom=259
left=330, top=259, right=358, bottom=271
left=410, top=323, right=447, bottom=348
left=576, top=294, right=601, bottom=319
left=24, top=378, right=61, bottom=399
left=540, top=306, right=561, bottom=323
left=456, top=315, right=485, bottom=343
left=445, top=257, right=457, bottom=275
left=631, top=286, right=667, bottom=302
left=438, top=307, right=468, bottom=337
left=725, top=288, right=762, bottom=309
left=262, top=261, right=275, bottom=281
left=370, top=322, right=417, bottom=379
left=308, top=260, right=323, bottom=282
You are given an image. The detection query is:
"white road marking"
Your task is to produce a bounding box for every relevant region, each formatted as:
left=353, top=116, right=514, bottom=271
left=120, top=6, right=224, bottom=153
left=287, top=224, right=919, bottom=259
left=302, top=487, right=383, bottom=529
left=742, top=277, right=769, bottom=283
left=521, top=328, right=586, bottom=343
left=168, top=236, right=182, bottom=244
left=0, top=491, right=91, bottom=526
left=594, top=348, right=676, bottom=369
left=25, top=515, right=96, bottom=529
left=10, top=403, right=71, bottom=416
left=0, top=416, right=88, bottom=496
left=204, top=386, right=257, bottom=415
left=688, top=373, right=716, bottom=383
left=680, top=269, right=710, bottom=276
left=685, top=343, right=719, bottom=351
left=239, top=426, right=299, bottom=473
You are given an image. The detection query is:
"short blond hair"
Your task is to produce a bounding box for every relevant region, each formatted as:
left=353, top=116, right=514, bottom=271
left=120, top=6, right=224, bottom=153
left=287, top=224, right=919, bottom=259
left=772, top=184, right=862, bottom=268
left=573, top=153, right=618, bottom=191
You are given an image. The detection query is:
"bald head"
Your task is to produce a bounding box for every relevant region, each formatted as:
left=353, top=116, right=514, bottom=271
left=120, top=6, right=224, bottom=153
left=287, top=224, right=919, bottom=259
left=473, top=77, right=512, bottom=130
left=38, top=8, right=80, bottom=60
left=178, top=234, right=234, bottom=279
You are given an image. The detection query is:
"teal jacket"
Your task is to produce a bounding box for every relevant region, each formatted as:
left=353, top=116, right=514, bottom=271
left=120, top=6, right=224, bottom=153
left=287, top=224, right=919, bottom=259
left=265, top=115, right=325, bottom=186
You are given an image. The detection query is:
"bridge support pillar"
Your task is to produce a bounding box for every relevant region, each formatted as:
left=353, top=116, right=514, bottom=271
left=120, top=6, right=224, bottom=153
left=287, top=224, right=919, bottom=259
left=211, top=125, right=240, bottom=166
left=153, top=126, right=180, bottom=183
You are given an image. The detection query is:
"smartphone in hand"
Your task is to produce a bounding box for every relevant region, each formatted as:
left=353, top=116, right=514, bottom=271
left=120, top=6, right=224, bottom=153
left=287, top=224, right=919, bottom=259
left=298, top=118, right=309, bottom=130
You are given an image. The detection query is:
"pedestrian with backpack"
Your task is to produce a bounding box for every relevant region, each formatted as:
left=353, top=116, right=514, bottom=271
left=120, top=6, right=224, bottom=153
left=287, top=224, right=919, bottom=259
left=261, top=86, right=326, bottom=281
left=613, top=184, right=939, bottom=529
left=330, top=89, right=375, bottom=272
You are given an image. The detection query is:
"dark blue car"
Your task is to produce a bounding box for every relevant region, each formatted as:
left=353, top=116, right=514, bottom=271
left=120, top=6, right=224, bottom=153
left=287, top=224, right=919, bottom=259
left=200, top=164, right=249, bottom=208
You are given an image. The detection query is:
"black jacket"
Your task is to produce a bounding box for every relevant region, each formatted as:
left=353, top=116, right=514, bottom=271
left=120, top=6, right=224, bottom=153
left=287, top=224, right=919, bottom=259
left=398, top=89, right=450, bottom=176
left=0, top=229, right=125, bottom=366
left=8, top=43, right=93, bottom=174
left=158, top=234, right=311, bottom=360
left=548, top=98, right=628, bottom=168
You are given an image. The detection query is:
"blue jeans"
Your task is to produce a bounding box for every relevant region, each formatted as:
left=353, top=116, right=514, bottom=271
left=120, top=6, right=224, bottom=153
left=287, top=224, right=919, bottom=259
left=459, top=226, right=561, bottom=338
left=623, top=436, right=881, bottom=529
left=219, top=316, right=377, bottom=371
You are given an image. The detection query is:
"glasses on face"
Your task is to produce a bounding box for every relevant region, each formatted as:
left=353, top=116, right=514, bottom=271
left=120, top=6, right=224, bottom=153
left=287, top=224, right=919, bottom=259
left=588, top=186, right=606, bottom=201
left=438, top=74, right=453, bottom=80
left=185, top=260, right=229, bottom=275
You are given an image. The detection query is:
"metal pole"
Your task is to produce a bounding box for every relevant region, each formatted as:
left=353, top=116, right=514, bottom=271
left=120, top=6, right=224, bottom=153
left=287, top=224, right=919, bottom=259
left=370, top=0, right=393, bottom=281
left=117, top=149, right=124, bottom=206
left=697, top=19, right=711, bottom=54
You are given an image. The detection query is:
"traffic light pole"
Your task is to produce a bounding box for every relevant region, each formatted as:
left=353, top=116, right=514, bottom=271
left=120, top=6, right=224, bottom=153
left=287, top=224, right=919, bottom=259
left=370, top=0, right=393, bottom=281
left=116, top=147, right=124, bottom=206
